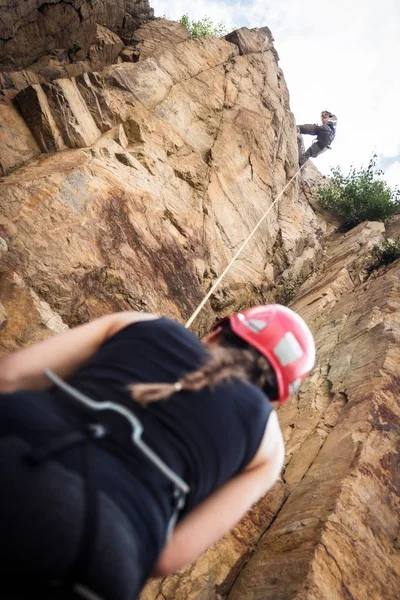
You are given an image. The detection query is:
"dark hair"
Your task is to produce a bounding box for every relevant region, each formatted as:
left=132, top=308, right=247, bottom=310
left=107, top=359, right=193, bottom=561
left=129, top=321, right=278, bottom=404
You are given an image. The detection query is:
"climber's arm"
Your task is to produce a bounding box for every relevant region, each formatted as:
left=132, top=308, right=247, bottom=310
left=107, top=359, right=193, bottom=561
left=0, top=311, right=159, bottom=393
left=153, top=412, right=284, bottom=576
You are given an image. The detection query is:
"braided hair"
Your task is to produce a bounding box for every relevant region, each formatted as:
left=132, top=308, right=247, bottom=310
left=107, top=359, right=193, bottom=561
left=129, top=321, right=278, bottom=404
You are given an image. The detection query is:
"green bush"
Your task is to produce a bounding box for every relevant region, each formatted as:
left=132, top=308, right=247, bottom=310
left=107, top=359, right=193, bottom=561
left=275, top=271, right=306, bottom=306
left=368, top=238, right=400, bottom=271
left=317, top=155, right=400, bottom=230
left=179, top=14, right=228, bottom=38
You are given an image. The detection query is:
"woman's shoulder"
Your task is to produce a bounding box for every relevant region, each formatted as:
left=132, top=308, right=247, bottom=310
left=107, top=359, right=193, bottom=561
left=106, top=315, right=205, bottom=354
left=207, top=380, right=275, bottom=441
left=108, top=315, right=193, bottom=339
left=226, top=379, right=274, bottom=411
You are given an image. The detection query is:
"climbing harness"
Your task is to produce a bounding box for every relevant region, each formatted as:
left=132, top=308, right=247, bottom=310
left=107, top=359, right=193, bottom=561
left=44, top=369, right=190, bottom=537
left=185, top=162, right=307, bottom=329
left=23, top=369, right=190, bottom=596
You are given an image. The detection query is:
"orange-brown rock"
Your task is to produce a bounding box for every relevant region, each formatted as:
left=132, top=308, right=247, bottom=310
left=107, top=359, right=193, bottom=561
left=0, top=269, right=68, bottom=356
left=0, top=102, right=41, bottom=176
left=225, top=26, right=273, bottom=56
left=141, top=221, right=400, bottom=600
left=0, top=0, right=154, bottom=70
left=226, top=222, right=400, bottom=600
left=127, top=18, right=190, bottom=62
left=95, top=0, right=155, bottom=45
left=0, top=0, right=98, bottom=69
left=1, top=27, right=325, bottom=344
left=88, top=25, right=125, bottom=71
left=16, top=78, right=102, bottom=151
left=0, top=25, right=124, bottom=100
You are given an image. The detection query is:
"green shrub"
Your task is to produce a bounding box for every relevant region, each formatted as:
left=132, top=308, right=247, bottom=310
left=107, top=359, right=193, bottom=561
left=368, top=238, right=400, bottom=271
left=179, top=14, right=228, bottom=38
left=317, top=155, right=400, bottom=230
left=275, top=271, right=306, bottom=306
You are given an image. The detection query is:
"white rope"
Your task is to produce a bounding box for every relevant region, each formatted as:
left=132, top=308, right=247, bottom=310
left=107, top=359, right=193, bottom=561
left=185, top=162, right=306, bottom=329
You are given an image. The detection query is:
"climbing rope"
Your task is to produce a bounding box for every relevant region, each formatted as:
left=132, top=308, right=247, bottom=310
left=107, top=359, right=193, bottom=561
left=185, top=161, right=307, bottom=329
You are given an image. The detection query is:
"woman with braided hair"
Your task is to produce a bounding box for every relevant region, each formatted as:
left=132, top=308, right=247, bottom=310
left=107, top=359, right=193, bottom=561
left=0, top=305, right=315, bottom=600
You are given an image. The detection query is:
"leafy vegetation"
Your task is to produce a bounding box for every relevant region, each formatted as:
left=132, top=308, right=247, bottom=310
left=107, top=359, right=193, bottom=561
left=275, top=271, right=306, bottom=306
left=317, top=155, right=400, bottom=230
left=179, top=14, right=228, bottom=38
left=368, top=238, right=400, bottom=272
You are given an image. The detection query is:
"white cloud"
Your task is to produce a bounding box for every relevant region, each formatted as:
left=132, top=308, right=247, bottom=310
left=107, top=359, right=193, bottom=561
left=384, top=161, right=400, bottom=188
left=151, top=0, right=400, bottom=183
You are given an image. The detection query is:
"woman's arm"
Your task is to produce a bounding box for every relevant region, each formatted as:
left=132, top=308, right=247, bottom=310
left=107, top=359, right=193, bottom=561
left=153, top=412, right=284, bottom=576
left=0, top=311, right=159, bottom=393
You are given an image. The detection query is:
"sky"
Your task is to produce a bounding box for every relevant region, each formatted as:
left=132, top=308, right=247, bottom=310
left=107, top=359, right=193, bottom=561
left=150, top=0, right=400, bottom=188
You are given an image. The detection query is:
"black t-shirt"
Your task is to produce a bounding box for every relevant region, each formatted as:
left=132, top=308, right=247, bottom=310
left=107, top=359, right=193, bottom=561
left=68, top=318, right=274, bottom=503
left=5, top=318, right=274, bottom=573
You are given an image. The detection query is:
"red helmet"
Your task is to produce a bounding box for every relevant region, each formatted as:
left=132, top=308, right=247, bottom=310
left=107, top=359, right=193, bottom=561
left=219, top=305, right=315, bottom=403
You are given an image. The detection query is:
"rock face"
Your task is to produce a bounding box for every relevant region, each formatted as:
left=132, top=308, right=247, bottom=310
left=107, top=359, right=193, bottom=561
left=0, top=102, right=41, bottom=176
left=1, top=17, right=399, bottom=600
left=95, top=0, right=155, bottom=45
left=0, top=0, right=154, bottom=70
left=0, top=0, right=99, bottom=69
left=140, top=220, right=400, bottom=600
left=225, top=220, right=400, bottom=600
left=0, top=25, right=325, bottom=341
left=16, top=78, right=102, bottom=152
left=126, top=19, right=190, bottom=62
left=225, top=26, right=274, bottom=56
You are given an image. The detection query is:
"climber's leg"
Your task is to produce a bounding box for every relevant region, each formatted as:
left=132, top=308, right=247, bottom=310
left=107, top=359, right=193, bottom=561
left=297, top=132, right=308, bottom=166
left=297, top=124, right=319, bottom=136
left=305, top=141, right=323, bottom=159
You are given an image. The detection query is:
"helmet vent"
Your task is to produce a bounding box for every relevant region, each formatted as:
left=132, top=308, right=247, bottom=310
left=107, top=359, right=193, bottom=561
left=289, top=378, right=302, bottom=394
left=273, top=332, right=303, bottom=366
left=242, top=318, right=268, bottom=333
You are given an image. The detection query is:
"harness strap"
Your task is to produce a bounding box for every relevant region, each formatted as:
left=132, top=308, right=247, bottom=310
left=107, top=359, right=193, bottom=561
left=24, top=370, right=190, bottom=594
left=26, top=425, right=107, bottom=591
left=26, top=431, right=87, bottom=464
left=69, top=442, right=97, bottom=586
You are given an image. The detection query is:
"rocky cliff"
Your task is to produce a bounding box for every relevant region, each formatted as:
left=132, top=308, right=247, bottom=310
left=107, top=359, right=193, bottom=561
left=142, top=216, right=400, bottom=600
left=0, top=21, right=326, bottom=345
left=0, top=9, right=399, bottom=600
left=0, top=0, right=154, bottom=70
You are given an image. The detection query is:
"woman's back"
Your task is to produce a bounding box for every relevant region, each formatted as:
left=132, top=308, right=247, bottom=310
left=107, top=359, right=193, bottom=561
left=67, top=317, right=274, bottom=513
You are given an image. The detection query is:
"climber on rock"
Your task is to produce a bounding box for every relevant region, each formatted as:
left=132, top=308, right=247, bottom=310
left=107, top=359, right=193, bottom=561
left=0, top=305, right=315, bottom=599
left=297, top=110, right=338, bottom=167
